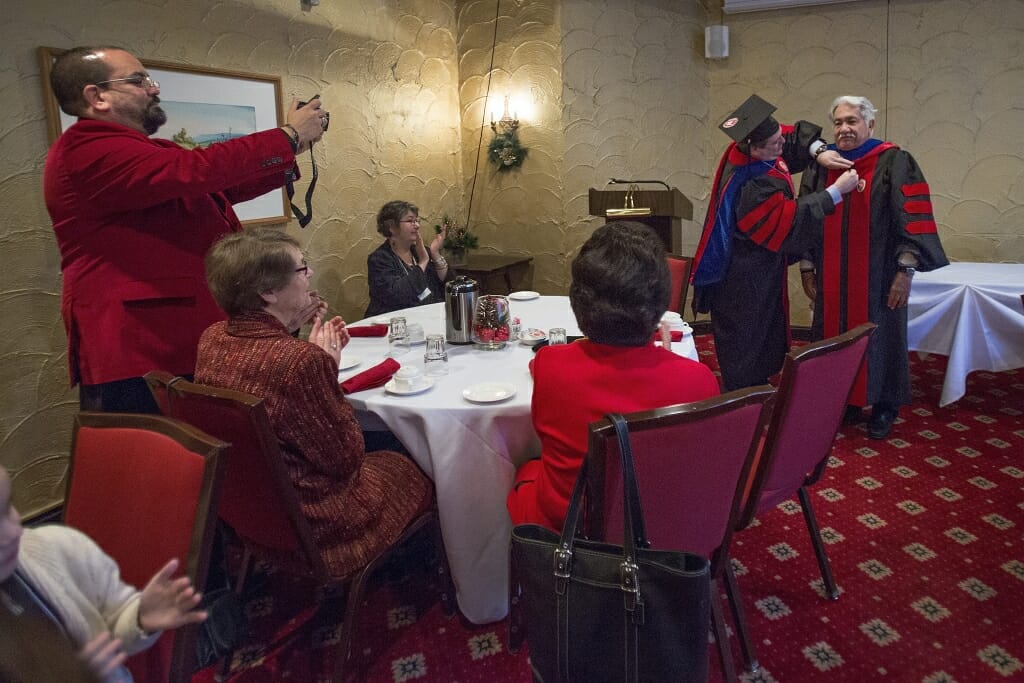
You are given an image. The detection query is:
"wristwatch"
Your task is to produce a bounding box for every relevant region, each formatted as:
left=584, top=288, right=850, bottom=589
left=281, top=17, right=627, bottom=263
left=897, top=265, right=916, bottom=276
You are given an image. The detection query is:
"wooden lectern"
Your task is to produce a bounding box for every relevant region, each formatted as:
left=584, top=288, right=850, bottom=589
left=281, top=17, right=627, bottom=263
left=588, top=187, right=693, bottom=255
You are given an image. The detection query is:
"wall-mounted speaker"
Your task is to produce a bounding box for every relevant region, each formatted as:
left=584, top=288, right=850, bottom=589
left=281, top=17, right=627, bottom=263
left=705, top=25, right=729, bottom=60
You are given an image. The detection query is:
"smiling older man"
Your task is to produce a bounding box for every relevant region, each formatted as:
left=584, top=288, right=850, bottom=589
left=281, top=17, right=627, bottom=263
left=800, top=95, right=949, bottom=439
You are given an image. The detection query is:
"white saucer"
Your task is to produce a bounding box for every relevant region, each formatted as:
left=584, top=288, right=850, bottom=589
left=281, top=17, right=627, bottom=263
left=462, top=382, right=517, bottom=403
left=509, top=290, right=540, bottom=301
left=338, top=356, right=361, bottom=371
left=519, top=328, right=547, bottom=346
left=384, top=377, right=435, bottom=395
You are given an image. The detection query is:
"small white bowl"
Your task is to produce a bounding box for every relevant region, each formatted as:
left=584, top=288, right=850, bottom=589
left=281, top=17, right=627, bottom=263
left=519, top=328, right=548, bottom=346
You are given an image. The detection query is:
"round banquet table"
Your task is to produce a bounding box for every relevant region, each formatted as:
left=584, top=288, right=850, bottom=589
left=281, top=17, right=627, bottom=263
left=338, top=295, right=697, bottom=623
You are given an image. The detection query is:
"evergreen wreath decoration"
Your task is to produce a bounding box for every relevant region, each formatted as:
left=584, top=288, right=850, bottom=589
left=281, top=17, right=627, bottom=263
left=488, top=131, right=528, bottom=171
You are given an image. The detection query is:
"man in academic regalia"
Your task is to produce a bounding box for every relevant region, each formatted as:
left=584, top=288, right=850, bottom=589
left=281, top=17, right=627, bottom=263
left=800, top=95, right=949, bottom=439
left=691, top=95, right=859, bottom=391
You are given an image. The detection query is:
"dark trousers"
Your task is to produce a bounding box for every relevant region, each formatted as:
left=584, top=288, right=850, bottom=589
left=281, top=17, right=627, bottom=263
left=79, top=375, right=189, bottom=414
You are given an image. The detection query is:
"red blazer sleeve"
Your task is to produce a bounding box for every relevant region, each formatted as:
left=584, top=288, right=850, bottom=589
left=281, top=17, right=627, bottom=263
left=61, top=124, right=295, bottom=217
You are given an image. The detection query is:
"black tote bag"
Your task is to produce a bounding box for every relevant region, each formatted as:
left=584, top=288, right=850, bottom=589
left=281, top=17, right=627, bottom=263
left=510, top=413, right=711, bottom=683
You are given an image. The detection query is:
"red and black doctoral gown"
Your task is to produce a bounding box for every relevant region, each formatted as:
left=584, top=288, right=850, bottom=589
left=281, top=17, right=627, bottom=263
left=692, top=121, right=836, bottom=392
left=800, top=141, right=948, bottom=407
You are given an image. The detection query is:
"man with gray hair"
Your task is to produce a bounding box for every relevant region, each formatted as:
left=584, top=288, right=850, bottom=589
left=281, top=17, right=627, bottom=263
left=800, top=95, right=948, bottom=439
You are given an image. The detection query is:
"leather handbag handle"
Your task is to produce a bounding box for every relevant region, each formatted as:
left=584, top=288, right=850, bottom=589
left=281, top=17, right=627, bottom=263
left=556, top=414, right=648, bottom=575
left=608, top=413, right=649, bottom=550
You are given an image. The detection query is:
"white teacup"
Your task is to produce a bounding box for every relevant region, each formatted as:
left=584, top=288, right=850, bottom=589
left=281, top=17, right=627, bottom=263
left=407, top=323, right=426, bottom=344
left=394, top=366, right=425, bottom=391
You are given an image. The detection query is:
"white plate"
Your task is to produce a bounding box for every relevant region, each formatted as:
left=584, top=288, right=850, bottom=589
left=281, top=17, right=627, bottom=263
left=384, top=377, right=435, bottom=395
left=338, top=356, right=361, bottom=371
left=508, top=290, right=540, bottom=301
left=462, top=382, right=517, bottom=403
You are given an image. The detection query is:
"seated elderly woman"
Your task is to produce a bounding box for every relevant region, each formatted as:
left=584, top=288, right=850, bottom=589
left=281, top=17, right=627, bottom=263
left=0, top=466, right=206, bottom=683
left=365, top=200, right=451, bottom=317
left=506, top=222, right=721, bottom=531
left=195, top=230, right=432, bottom=578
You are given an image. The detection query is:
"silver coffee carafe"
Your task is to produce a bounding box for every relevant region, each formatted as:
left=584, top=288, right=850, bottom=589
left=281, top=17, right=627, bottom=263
left=445, top=275, right=478, bottom=344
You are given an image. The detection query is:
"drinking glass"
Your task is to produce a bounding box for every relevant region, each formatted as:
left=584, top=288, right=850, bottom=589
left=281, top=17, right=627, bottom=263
left=548, top=327, right=567, bottom=345
left=423, top=334, right=449, bottom=376
left=388, top=316, right=410, bottom=355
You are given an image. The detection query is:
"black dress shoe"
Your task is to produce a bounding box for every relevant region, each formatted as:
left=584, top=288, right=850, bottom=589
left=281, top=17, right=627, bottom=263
left=868, top=405, right=899, bottom=440
left=843, top=405, right=864, bottom=424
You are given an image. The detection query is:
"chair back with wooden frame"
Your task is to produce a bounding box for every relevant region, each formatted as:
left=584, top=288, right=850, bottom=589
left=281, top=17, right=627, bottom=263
left=144, top=371, right=454, bottom=680
left=145, top=371, right=316, bottom=569
left=729, top=322, right=876, bottom=670
left=666, top=254, right=693, bottom=316
left=65, top=411, right=227, bottom=683
left=582, top=386, right=775, bottom=682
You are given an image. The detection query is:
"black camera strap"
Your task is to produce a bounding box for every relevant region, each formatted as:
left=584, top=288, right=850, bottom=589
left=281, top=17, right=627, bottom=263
left=286, top=143, right=318, bottom=228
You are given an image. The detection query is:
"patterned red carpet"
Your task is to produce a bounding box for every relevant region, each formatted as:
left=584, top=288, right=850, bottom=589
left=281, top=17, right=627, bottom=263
left=193, top=336, right=1024, bottom=683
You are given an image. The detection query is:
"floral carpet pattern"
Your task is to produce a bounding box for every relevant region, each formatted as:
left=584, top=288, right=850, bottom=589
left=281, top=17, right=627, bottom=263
left=194, top=337, right=1024, bottom=682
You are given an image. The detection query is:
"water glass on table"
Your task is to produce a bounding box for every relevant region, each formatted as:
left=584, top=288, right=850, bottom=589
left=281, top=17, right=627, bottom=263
left=388, top=316, right=410, bottom=355
left=548, top=327, right=567, bottom=345
left=423, top=334, right=449, bottom=376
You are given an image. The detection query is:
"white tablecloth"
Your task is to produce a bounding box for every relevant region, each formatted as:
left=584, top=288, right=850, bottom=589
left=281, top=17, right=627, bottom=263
left=339, top=296, right=696, bottom=623
left=908, top=262, right=1024, bottom=406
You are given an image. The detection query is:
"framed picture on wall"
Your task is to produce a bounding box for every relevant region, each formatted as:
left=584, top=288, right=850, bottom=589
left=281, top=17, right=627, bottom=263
left=38, top=46, right=289, bottom=225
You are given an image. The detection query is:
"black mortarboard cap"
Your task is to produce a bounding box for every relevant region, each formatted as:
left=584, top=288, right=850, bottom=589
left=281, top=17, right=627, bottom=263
left=719, top=94, right=779, bottom=145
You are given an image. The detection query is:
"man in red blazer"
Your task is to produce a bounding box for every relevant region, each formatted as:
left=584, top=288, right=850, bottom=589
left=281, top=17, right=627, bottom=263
left=44, top=45, right=327, bottom=412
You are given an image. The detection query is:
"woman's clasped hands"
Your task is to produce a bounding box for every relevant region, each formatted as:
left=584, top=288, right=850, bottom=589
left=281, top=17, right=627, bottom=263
left=311, top=314, right=350, bottom=364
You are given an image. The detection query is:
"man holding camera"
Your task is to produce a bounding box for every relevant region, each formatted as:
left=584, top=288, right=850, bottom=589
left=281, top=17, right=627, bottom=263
left=44, top=46, right=327, bottom=413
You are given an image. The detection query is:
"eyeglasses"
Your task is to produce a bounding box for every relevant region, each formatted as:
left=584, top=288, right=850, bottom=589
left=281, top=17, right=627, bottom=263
left=294, top=261, right=310, bottom=277
left=400, top=217, right=422, bottom=225
left=94, top=75, right=160, bottom=90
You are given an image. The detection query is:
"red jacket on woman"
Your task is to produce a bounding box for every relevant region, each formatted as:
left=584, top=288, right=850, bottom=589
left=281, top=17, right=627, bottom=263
left=196, top=312, right=431, bottom=577
left=507, top=340, right=720, bottom=531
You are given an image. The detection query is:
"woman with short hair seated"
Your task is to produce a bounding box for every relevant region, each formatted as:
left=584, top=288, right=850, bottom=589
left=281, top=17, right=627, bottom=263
left=365, top=200, right=450, bottom=317
left=195, top=230, right=431, bottom=577
left=507, top=221, right=721, bottom=531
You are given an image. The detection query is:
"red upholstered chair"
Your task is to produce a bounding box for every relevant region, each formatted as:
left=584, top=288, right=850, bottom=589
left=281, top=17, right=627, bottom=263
left=64, top=411, right=227, bottom=683
left=581, top=386, right=775, bottom=682
left=144, top=371, right=455, bottom=681
left=729, top=322, right=877, bottom=669
left=666, top=254, right=693, bottom=317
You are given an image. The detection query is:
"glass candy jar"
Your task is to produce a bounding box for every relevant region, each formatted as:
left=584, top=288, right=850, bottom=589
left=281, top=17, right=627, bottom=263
left=471, top=295, right=512, bottom=350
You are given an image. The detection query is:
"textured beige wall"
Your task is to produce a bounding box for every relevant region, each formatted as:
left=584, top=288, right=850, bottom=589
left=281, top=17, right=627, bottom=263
left=708, top=0, right=1024, bottom=323
left=3, top=0, right=1021, bottom=514
left=456, top=0, right=709, bottom=294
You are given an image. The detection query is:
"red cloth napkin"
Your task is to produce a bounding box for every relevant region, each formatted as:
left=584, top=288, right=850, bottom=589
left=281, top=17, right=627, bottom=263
left=340, top=358, right=400, bottom=393
left=346, top=324, right=389, bottom=337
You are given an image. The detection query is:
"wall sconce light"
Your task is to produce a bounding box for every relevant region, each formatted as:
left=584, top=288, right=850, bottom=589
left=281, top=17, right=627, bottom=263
left=490, top=95, right=520, bottom=135
left=487, top=94, right=527, bottom=172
